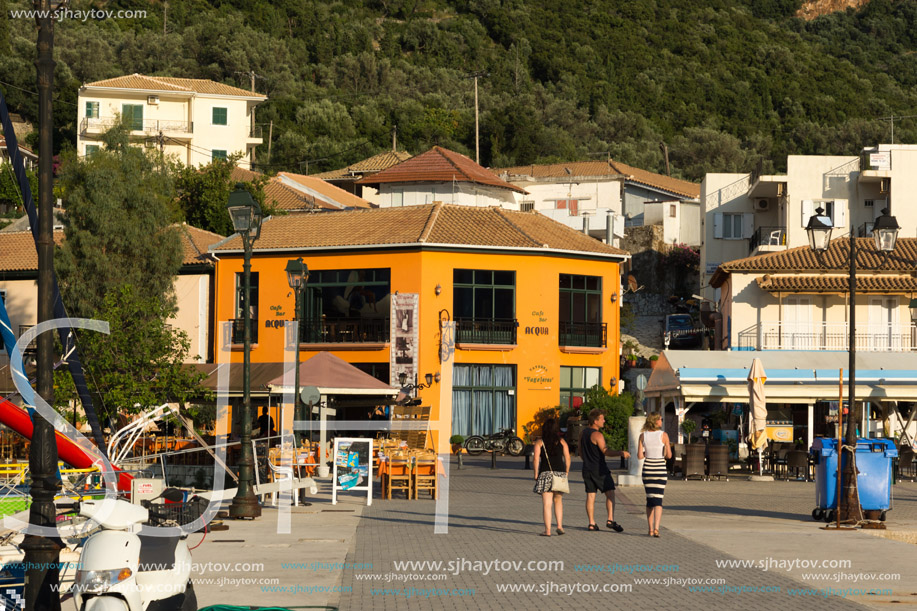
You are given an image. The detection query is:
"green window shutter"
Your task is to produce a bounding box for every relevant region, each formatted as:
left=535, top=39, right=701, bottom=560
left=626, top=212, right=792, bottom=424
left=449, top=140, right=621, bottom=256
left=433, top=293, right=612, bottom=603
left=85, top=145, right=100, bottom=157
left=212, top=107, right=228, bottom=125
left=212, top=149, right=227, bottom=161
left=85, top=101, right=99, bottom=119
left=122, top=104, right=143, bottom=130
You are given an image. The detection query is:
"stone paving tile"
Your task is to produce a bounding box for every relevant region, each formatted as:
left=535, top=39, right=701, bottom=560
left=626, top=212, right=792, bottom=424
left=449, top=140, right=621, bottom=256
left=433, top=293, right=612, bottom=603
left=336, top=457, right=870, bottom=610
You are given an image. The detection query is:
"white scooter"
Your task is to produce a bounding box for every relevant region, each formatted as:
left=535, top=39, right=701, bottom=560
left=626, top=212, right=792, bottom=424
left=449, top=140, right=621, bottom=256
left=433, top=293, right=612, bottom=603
left=63, top=489, right=197, bottom=611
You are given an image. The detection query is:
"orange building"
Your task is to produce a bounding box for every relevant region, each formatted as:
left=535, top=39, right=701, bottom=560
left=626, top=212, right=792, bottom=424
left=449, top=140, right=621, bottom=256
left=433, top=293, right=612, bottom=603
left=211, top=203, right=628, bottom=441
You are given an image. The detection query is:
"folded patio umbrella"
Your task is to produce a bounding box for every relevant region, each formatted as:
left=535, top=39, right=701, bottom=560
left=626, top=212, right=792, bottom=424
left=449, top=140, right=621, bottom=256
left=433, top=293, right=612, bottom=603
left=747, top=358, right=768, bottom=475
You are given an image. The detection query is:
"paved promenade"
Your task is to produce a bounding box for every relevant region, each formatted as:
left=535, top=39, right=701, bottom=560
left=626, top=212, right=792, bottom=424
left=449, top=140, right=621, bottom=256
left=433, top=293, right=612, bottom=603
left=190, top=456, right=917, bottom=610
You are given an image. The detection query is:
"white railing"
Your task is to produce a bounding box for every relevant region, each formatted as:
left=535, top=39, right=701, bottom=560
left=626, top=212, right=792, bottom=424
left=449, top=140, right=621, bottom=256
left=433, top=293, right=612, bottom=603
left=737, top=322, right=917, bottom=351
left=80, top=117, right=193, bottom=134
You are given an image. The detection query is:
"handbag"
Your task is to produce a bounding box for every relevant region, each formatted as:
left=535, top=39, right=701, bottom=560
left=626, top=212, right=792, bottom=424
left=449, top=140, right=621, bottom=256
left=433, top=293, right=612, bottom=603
left=543, top=445, right=570, bottom=493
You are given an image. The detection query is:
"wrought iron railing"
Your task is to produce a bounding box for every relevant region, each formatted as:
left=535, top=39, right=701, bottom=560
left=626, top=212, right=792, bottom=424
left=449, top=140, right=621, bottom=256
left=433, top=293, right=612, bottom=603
left=298, top=317, right=389, bottom=343
left=230, top=319, right=258, bottom=344
left=737, top=322, right=917, bottom=351
left=80, top=117, right=193, bottom=134
left=748, top=226, right=786, bottom=254
left=559, top=321, right=607, bottom=348
left=17, top=325, right=36, bottom=353
left=454, top=318, right=517, bottom=345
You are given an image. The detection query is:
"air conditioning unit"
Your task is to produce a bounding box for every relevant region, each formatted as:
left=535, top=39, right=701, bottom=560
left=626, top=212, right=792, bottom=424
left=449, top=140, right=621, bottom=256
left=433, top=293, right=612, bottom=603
left=147, top=95, right=159, bottom=105
left=754, top=198, right=769, bottom=211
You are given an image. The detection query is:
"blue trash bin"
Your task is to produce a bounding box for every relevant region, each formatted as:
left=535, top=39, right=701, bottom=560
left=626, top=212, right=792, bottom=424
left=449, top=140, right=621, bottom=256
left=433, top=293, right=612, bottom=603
left=811, top=437, right=897, bottom=521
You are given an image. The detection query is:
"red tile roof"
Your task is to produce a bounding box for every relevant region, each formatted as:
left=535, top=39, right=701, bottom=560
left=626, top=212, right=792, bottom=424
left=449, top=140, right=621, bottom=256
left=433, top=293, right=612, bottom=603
left=229, top=167, right=369, bottom=211
left=213, top=203, right=627, bottom=258
left=712, top=237, right=917, bottom=288
left=176, top=224, right=224, bottom=265
left=277, top=173, right=372, bottom=209
left=357, top=147, right=526, bottom=194
left=313, top=151, right=413, bottom=181
left=83, top=74, right=266, bottom=98
left=496, top=159, right=700, bottom=199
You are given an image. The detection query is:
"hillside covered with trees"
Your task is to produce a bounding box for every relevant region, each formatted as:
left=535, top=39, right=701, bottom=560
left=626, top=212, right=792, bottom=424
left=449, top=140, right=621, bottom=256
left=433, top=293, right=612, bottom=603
left=2, top=0, right=917, bottom=180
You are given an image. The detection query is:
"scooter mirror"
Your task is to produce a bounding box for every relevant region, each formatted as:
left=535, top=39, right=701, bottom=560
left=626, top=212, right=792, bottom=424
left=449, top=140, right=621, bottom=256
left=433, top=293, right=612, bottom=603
left=161, top=488, right=185, bottom=503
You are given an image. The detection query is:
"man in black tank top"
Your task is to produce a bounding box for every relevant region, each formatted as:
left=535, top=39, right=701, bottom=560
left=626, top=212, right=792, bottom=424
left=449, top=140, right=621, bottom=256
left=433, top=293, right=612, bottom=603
left=580, top=408, right=630, bottom=532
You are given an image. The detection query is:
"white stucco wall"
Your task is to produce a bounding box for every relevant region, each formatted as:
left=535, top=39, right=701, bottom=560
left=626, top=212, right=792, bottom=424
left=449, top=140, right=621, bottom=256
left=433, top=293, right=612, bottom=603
left=506, top=179, right=622, bottom=214
left=375, top=182, right=518, bottom=208
left=168, top=273, right=211, bottom=363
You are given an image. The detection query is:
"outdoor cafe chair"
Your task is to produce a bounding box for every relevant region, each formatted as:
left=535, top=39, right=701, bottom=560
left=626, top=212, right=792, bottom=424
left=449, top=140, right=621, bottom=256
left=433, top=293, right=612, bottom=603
left=785, top=450, right=809, bottom=481
left=265, top=447, right=299, bottom=507
left=384, top=458, right=412, bottom=500
left=897, top=447, right=915, bottom=482
left=707, top=444, right=729, bottom=481
left=683, top=444, right=706, bottom=480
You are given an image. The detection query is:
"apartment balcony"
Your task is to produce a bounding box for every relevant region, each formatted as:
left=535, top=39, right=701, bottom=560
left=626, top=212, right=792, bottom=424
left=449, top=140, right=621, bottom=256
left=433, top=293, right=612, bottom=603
left=559, top=321, right=607, bottom=349
left=748, top=226, right=786, bottom=255
left=737, top=322, right=917, bottom=351
left=455, top=318, right=517, bottom=346
left=298, top=317, right=389, bottom=344
left=229, top=318, right=258, bottom=345
left=247, top=124, right=263, bottom=145
left=80, top=117, right=193, bottom=138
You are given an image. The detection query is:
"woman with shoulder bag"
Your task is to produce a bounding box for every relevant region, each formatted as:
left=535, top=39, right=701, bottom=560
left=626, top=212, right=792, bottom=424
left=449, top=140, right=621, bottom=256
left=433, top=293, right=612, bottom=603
left=532, top=418, right=571, bottom=536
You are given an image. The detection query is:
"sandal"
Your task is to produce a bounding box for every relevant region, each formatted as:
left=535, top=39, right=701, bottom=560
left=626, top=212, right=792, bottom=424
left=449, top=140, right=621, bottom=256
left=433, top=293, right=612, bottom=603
left=607, top=520, right=624, bottom=532
left=540, top=532, right=551, bottom=537
left=556, top=528, right=565, bottom=535
left=653, top=530, right=660, bottom=538
left=587, top=524, right=600, bottom=531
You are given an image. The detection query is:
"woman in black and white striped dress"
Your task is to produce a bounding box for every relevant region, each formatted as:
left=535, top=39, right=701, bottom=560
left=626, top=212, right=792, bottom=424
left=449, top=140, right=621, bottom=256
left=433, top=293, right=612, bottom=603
left=638, top=413, right=672, bottom=537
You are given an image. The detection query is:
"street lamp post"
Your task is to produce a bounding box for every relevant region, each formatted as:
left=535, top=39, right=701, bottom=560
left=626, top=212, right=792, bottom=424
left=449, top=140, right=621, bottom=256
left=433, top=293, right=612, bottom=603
left=806, top=206, right=899, bottom=524
left=227, top=185, right=263, bottom=519
left=22, top=1, right=63, bottom=607
left=285, top=258, right=310, bottom=448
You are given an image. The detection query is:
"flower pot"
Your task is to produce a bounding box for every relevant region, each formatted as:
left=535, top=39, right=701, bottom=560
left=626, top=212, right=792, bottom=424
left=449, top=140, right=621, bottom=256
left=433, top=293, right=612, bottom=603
left=452, top=444, right=462, bottom=454
left=649, top=360, right=659, bottom=369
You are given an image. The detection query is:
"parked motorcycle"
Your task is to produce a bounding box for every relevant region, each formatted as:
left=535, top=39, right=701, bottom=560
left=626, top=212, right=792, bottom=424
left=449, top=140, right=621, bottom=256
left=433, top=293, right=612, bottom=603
left=62, top=488, right=197, bottom=611
left=464, top=428, right=525, bottom=456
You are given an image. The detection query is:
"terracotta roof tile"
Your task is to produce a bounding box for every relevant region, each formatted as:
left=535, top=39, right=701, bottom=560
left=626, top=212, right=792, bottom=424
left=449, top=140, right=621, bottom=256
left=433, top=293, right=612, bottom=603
left=756, top=275, right=917, bottom=293
left=0, top=137, right=36, bottom=157
left=84, top=74, right=266, bottom=98
left=496, top=159, right=700, bottom=199
left=176, top=224, right=223, bottom=265
left=0, top=231, right=63, bottom=272
left=228, top=167, right=358, bottom=211
left=213, top=203, right=627, bottom=258
left=357, top=147, right=526, bottom=194
left=346, top=151, right=413, bottom=173
left=712, top=237, right=917, bottom=287
left=278, top=173, right=372, bottom=209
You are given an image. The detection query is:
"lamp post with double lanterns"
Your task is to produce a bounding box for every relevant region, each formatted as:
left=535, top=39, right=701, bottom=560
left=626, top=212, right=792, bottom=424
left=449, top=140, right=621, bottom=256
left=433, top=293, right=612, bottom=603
left=806, top=206, right=900, bottom=525
left=227, top=185, right=263, bottom=519
left=286, top=258, right=310, bottom=447
left=398, top=372, right=437, bottom=396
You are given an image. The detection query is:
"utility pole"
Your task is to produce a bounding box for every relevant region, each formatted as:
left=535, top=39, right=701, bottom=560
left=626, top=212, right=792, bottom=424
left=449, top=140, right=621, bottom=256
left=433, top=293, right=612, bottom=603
left=237, top=70, right=263, bottom=167
left=267, top=120, right=273, bottom=164
left=465, top=72, right=487, bottom=165
left=392, top=125, right=397, bottom=152
left=163, top=0, right=168, bottom=35
left=23, top=0, right=62, bottom=607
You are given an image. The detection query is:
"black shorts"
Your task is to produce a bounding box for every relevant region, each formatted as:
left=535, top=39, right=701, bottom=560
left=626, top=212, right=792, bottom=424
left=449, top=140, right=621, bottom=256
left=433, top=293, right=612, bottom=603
left=582, top=470, right=616, bottom=493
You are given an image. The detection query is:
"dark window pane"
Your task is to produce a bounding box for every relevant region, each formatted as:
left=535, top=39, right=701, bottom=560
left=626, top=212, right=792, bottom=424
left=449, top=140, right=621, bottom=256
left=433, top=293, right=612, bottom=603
left=494, top=289, right=514, bottom=319
left=586, top=276, right=599, bottom=291
left=560, top=274, right=572, bottom=289
left=474, top=288, right=493, bottom=319
left=474, top=270, right=493, bottom=285
left=493, top=270, right=514, bottom=286
left=559, top=293, right=571, bottom=321
left=573, top=276, right=585, bottom=290
left=586, top=294, right=601, bottom=322
left=454, top=269, right=474, bottom=284
left=454, top=287, right=474, bottom=318
left=572, top=293, right=586, bottom=322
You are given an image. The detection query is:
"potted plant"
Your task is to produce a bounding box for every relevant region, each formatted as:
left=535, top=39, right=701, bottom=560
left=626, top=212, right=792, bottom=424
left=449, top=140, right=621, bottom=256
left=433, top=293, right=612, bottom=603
left=649, top=354, right=659, bottom=369
left=626, top=354, right=638, bottom=369
left=680, top=419, right=697, bottom=444
left=449, top=435, right=465, bottom=454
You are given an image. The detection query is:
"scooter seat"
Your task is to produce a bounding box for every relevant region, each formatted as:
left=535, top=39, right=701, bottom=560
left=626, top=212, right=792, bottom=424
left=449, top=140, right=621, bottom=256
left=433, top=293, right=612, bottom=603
left=137, top=535, right=179, bottom=571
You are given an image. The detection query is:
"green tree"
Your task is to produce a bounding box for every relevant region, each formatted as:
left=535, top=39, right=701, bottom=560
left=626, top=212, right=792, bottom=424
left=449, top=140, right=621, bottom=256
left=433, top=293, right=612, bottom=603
left=56, top=124, right=182, bottom=318
left=174, top=156, right=272, bottom=235
left=53, top=286, right=205, bottom=422
left=0, top=162, right=37, bottom=215
left=580, top=386, right=634, bottom=451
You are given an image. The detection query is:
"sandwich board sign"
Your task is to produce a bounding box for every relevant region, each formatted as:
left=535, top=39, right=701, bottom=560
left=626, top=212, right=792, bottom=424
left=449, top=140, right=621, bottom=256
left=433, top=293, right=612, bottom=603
left=331, top=437, right=373, bottom=506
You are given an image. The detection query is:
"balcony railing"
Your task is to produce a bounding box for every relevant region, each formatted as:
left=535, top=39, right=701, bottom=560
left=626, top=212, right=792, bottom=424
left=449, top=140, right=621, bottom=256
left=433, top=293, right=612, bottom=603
left=737, top=322, right=917, bottom=351
left=80, top=117, right=193, bottom=135
left=230, top=319, right=258, bottom=344
left=559, top=321, right=607, bottom=348
left=299, top=317, right=389, bottom=344
left=858, top=222, right=875, bottom=238
left=455, top=318, right=517, bottom=345
left=748, top=226, right=786, bottom=254
left=250, top=125, right=263, bottom=139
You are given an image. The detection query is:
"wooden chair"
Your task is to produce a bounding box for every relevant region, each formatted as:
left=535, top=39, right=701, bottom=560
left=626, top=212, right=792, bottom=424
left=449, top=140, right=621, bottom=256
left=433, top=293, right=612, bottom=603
left=413, top=458, right=438, bottom=499
left=385, top=458, right=412, bottom=499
